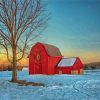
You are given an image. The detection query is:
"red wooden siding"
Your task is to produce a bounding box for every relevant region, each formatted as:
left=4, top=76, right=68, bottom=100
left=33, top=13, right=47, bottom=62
left=29, top=42, right=83, bottom=75
left=48, top=56, right=61, bottom=74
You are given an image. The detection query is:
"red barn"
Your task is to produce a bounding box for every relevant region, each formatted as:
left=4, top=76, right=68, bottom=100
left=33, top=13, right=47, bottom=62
left=56, top=57, right=83, bottom=74
left=29, top=42, right=83, bottom=75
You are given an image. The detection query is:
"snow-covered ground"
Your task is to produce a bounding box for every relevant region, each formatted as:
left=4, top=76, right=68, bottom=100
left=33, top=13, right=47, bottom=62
left=0, top=70, right=100, bottom=100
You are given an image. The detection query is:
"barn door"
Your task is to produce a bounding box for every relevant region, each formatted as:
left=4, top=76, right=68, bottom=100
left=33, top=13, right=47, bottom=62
left=32, top=50, right=42, bottom=74
left=34, top=63, right=42, bottom=74
left=38, top=63, right=42, bottom=74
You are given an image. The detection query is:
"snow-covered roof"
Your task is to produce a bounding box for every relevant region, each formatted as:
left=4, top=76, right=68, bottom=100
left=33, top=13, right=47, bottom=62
left=57, top=58, right=77, bottom=67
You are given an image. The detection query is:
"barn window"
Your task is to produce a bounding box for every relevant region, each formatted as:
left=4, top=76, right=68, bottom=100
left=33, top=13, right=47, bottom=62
left=59, top=70, right=62, bottom=74
left=36, top=53, right=41, bottom=61
left=71, top=70, right=78, bottom=74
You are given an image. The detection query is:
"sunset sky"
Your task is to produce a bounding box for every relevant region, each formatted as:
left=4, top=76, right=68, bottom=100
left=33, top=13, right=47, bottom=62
left=40, top=0, right=100, bottom=63
left=0, top=0, right=100, bottom=65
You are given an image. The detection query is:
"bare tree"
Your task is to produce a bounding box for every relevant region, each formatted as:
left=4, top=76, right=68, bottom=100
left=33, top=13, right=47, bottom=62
left=0, top=0, right=48, bottom=82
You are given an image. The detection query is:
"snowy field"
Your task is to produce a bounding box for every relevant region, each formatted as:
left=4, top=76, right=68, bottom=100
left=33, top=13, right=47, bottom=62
left=0, top=70, right=100, bottom=100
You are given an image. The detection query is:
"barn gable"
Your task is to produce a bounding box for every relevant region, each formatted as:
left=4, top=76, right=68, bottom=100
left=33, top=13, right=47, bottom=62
left=57, top=58, right=77, bottom=67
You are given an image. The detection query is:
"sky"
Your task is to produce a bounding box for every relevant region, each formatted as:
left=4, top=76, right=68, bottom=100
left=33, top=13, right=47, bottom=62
left=38, top=0, right=100, bottom=63
left=0, top=0, right=100, bottom=65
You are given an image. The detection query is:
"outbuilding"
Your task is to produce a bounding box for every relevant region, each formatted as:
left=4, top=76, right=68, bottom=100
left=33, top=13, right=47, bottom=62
left=56, top=57, right=83, bottom=74
left=29, top=42, right=83, bottom=75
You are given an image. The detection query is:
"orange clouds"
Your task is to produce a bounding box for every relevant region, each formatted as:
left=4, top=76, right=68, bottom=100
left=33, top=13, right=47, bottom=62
left=19, top=58, right=28, bottom=66
left=0, top=54, right=28, bottom=66
left=0, top=54, right=8, bottom=64
left=0, top=51, right=100, bottom=65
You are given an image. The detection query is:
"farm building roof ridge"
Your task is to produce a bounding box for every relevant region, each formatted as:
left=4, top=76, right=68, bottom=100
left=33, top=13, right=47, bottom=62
left=36, top=42, right=62, bottom=56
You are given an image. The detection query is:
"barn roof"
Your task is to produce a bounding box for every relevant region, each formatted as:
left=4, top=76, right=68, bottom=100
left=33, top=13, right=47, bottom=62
left=57, top=58, right=77, bottom=67
left=40, top=43, right=62, bottom=56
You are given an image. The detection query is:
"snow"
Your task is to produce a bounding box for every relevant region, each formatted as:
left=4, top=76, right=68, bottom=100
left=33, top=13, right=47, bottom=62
left=22, top=68, right=28, bottom=70
left=0, top=70, right=100, bottom=100
left=58, top=58, right=76, bottom=67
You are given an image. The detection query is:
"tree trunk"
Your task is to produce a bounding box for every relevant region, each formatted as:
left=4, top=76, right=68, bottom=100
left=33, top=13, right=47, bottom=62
left=12, top=45, right=17, bottom=82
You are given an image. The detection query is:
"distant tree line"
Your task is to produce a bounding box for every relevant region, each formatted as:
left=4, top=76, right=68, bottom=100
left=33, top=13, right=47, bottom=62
left=0, top=64, right=23, bottom=71
left=84, top=62, right=100, bottom=70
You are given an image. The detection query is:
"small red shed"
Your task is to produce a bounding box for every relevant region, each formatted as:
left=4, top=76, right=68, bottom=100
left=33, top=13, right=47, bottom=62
left=29, top=42, right=83, bottom=75
left=56, top=57, right=83, bottom=74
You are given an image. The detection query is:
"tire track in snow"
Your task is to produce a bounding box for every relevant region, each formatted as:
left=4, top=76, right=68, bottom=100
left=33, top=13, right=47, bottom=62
left=73, top=81, right=91, bottom=100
